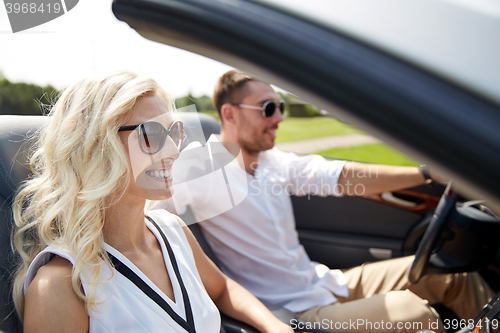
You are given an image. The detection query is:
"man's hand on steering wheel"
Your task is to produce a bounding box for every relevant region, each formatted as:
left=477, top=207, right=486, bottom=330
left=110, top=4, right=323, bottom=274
left=409, top=182, right=458, bottom=283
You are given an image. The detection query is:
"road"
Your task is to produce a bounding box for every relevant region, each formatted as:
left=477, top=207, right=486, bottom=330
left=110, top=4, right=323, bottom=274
left=275, top=134, right=380, bottom=155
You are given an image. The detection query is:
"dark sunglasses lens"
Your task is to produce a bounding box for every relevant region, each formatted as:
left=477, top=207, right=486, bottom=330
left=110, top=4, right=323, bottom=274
left=140, top=122, right=164, bottom=154
left=169, top=121, right=184, bottom=148
left=264, top=101, right=285, bottom=117
left=140, top=121, right=184, bottom=154
left=264, top=102, right=276, bottom=118
left=279, top=102, right=285, bottom=114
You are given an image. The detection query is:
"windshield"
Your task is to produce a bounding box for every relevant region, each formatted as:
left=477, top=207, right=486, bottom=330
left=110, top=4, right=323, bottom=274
left=255, top=0, right=500, bottom=106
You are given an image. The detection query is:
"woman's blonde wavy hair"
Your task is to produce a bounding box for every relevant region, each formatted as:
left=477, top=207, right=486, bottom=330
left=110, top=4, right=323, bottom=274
left=12, top=71, right=173, bottom=320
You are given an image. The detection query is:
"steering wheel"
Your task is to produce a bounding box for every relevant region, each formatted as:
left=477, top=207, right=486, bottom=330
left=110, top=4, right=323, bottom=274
left=409, top=182, right=458, bottom=283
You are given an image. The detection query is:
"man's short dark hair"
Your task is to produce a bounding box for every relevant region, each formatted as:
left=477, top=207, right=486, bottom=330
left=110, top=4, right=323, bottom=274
left=213, top=70, right=256, bottom=122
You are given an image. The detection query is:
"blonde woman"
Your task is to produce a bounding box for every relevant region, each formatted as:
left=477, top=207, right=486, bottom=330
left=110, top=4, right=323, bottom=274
left=12, top=72, right=293, bottom=333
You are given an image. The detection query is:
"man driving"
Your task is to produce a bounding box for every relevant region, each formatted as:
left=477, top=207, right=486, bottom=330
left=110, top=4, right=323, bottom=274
left=155, top=70, right=493, bottom=332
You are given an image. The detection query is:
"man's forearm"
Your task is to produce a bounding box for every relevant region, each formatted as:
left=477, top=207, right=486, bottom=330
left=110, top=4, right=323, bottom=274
left=337, top=162, right=427, bottom=196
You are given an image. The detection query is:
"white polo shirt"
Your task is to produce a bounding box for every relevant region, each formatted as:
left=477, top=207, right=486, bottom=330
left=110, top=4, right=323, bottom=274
left=155, top=135, right=348, bottom=313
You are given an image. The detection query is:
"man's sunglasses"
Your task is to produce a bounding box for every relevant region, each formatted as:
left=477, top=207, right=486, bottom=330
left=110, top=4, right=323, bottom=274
left=118, top=120, right=184, bottom=155
left=232, top=100, right=285, bottom=118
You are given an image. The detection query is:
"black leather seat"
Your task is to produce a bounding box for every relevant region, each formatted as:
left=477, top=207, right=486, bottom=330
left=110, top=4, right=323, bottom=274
left=0, top=114, right=305, bottom=333
left=0, top=116, right=48, bottom=333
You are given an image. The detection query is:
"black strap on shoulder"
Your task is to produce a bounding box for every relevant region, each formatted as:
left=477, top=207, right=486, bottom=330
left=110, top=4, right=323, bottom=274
left=146, top=216, right=196, bottom=332
left=106, top=216, right=196, bottom=333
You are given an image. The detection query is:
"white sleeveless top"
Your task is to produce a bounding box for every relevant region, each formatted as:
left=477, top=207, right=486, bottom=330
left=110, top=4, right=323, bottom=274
left=23, top=210, right=221, bottom=333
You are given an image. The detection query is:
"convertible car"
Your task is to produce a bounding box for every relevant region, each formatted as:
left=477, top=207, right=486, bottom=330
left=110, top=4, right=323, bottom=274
left=1, top=0, right=500, bottom=332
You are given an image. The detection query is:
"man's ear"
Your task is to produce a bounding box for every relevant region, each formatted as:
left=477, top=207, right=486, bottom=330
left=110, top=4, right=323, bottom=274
left=220, top=103, right=236, bottom=125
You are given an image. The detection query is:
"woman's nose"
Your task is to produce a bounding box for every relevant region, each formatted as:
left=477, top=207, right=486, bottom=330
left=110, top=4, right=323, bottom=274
left=157, top=135, right=180, bottom=161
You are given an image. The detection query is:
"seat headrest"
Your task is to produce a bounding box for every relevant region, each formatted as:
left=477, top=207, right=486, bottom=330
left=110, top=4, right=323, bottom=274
left=0, top=116, right=49, bottom=200
left=0, top=113, right=220, bottom=201
left=176, top=112, right=221, bottom=146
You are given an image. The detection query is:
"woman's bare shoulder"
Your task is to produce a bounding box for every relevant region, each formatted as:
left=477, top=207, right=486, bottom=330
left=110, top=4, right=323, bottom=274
left=24, top=255, right=89, bottom=333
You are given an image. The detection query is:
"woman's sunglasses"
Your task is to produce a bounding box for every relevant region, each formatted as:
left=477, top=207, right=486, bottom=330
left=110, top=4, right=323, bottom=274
left=233, top=100, right=285, bottom=118
left=118, top=120, right=184, bottom=155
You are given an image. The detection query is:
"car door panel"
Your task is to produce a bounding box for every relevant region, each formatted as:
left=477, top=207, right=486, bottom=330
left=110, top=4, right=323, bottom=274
left=292, top=183, right=445, bottom=269
left=298, top=230, right=403, bottom=270
left=370, top=190, right=440, bottom=214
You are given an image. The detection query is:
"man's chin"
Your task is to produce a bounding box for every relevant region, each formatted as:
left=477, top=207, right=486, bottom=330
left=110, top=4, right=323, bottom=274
left=239, top=138, right=275, bottom=154
left=255, top=140, right=274, bottom=152
left=265, top=138, right=276, bottom=150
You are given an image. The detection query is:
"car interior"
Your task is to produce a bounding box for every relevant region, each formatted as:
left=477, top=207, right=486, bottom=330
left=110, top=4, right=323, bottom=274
left=2, top=0, right=500, bottom=332
left=3, top=110, right=500, bottom=333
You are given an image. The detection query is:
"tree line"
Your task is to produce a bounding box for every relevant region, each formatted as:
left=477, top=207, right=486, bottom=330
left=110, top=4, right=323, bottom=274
left=0, top=77, right=218, bottom=116
left=0, top=78, right=60, bottom=116
left=0, top=76, right=320, bottom=118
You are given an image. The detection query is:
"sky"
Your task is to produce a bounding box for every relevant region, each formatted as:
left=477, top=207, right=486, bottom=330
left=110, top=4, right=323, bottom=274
left=0, top=0, right=233, bottom=98
left=1, top=0, right=497, bottom=100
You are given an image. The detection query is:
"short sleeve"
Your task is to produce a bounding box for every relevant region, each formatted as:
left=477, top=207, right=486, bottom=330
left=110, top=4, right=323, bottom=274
left=261, top=148, right=347, bottom=197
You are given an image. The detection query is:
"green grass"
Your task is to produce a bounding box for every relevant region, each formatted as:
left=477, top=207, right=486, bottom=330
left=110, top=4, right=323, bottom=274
left=196, top=114, right=416, bottom=166
left=275, top=117, right=361, bottom=143
left=316, top=143, right=420, bottom=167
left=194, top=114, right=360, bottom=143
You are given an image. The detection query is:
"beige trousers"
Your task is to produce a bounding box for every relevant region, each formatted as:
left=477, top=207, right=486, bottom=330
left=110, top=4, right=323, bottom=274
left=296, top=256, right=494, bottom=333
